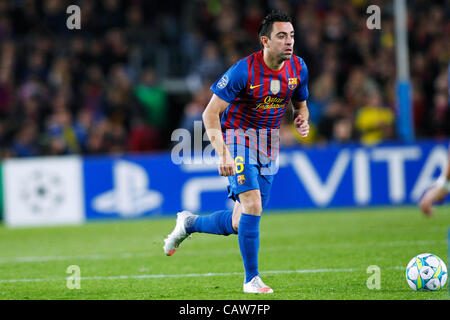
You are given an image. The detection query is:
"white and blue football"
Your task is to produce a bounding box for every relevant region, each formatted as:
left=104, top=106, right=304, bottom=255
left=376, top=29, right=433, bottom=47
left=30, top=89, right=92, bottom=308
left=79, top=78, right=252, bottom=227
left=406, top=253, right=447, bottom=291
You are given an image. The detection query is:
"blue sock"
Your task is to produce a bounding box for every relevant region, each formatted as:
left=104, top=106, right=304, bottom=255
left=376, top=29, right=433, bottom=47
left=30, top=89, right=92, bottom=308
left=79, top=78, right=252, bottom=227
left=186, top=210, right=237, bottom=236
left=238, top=213, right=260, bottom=283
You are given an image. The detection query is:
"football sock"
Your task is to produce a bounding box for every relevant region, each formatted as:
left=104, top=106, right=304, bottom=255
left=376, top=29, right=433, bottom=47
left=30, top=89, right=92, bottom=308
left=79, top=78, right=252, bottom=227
left=186, top=210, right=237, bottom=236
left=238, top=213, right=260, bottom=283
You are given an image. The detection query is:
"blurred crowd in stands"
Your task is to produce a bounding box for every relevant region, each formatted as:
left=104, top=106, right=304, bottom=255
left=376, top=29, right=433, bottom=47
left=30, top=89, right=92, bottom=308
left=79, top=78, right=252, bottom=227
left=0, top=0, right=448, bottom=158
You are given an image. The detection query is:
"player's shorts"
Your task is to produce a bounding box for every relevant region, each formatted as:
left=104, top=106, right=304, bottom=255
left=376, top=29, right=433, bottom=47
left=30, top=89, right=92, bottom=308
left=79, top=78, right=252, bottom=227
left=226, top=144, right=277, bottom=208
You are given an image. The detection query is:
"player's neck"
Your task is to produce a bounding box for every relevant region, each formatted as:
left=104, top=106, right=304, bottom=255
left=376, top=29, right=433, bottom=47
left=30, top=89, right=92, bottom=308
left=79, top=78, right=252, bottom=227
left=262, top=50, right=285, bottom=71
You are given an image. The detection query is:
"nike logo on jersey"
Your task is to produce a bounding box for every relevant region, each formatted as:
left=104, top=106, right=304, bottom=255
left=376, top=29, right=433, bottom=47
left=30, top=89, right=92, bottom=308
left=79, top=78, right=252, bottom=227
left=249, top=84, right=263, bottom=89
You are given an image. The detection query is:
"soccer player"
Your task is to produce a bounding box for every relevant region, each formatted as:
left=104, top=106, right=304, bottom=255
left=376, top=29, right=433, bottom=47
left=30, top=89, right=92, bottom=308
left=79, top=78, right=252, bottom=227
left=163, top=11, right=310, bottom=293
left=419, top=145, right=450, bottom=216
left=419, top=64, right=450, bottom=216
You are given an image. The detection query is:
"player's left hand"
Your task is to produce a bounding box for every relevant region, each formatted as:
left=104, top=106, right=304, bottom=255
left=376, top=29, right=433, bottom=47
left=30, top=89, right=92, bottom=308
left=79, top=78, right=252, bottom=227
left=294, top=114, right=309, bottom=138
left=419, top=186, right=448, bottom=217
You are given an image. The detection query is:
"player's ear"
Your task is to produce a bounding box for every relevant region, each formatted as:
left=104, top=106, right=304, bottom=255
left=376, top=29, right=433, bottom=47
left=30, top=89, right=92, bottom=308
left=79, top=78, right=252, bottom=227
left=260, top=35, right=269, bottom=48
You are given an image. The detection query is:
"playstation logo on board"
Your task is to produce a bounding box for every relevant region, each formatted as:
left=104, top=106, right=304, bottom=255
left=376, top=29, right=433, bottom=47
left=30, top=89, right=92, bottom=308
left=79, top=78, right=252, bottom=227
left=92, top=160, right=163, bottom=217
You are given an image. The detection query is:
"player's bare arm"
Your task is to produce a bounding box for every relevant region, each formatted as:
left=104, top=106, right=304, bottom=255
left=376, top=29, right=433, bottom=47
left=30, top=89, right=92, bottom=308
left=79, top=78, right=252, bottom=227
left=419, top=146, right=450, bottom=216
left=202, top=94, right=235, bottom=176
left=292, top=100, right=310, bottom=138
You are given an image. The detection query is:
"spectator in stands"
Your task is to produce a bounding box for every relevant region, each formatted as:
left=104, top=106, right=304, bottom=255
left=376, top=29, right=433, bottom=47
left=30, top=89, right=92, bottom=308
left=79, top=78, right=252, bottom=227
left=134, top=67, right=168, bottom=132
left=344, top=68, right=379, bottom=113
left=354, top=91, right=395, bottom=145
left=193, top=42, right=225, bottom=85
left=11, top=121, right=39, bottom=157
left=179, top=83, right=211, bottom=135
left=127, top=117, right=162, bottom=153
left=331, top=116, right=355, bottom=144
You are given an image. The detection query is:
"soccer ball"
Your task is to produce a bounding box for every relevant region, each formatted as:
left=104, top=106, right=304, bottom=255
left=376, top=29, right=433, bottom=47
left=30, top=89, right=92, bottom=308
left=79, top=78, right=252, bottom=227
left=405, top=253, right=447, bottom=291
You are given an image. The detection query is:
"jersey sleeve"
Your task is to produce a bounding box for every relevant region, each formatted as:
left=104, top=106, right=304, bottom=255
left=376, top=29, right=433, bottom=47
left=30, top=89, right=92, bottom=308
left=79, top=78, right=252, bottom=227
left=210, top=59, right=248, bottom=103
left=291, top=57, right=310, bottom=102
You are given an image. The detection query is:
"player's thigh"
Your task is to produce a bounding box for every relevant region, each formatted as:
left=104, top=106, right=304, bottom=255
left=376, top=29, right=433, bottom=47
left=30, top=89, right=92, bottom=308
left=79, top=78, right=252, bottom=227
left=228, top=151, right=261, bottom=211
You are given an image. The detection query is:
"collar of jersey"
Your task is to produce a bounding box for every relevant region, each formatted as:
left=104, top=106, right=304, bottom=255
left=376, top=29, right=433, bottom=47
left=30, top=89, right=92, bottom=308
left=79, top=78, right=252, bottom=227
left=258, top=50, right=286, bottom=74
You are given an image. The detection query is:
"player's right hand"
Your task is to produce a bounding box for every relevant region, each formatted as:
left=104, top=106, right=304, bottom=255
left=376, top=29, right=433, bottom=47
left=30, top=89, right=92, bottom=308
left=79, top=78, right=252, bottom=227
left=219, top=154, right=235, bottom=177
left=294, top=114, right=310, bottom=138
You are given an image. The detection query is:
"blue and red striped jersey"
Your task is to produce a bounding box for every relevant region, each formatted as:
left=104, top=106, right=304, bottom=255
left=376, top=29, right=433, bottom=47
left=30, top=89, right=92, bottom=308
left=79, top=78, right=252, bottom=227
left=210, top=50, right=309, bottom=158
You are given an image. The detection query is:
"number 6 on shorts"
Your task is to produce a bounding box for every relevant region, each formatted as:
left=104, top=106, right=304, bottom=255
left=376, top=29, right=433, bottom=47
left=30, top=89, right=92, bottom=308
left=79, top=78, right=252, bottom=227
left=235, top=156, right=244, bottom=174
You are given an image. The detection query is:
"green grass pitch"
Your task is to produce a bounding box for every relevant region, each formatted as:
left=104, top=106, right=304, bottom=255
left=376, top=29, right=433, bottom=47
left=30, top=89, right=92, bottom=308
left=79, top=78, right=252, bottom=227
left=0, top=205, right=449, bottom=300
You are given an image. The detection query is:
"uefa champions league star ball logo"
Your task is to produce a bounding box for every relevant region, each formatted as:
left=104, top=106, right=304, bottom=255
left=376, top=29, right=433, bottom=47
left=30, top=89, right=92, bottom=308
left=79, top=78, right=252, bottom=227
left=20, top=170, right=65, bottom=214
left=217, top=75, right=229, bottom=89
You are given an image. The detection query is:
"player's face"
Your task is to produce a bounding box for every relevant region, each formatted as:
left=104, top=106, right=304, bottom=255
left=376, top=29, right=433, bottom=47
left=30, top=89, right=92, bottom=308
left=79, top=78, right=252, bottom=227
left=266, top=22, right=295, bottom=61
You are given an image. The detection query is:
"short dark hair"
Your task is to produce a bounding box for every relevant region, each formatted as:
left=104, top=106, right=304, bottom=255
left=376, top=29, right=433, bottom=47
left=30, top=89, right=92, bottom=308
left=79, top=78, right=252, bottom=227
left=258, top=10, right=293, bottom=41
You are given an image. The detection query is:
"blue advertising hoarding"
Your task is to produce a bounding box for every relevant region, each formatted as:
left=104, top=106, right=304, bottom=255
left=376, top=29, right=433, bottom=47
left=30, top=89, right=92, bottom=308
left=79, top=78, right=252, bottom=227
left=82, top=141, right=449, bottom=220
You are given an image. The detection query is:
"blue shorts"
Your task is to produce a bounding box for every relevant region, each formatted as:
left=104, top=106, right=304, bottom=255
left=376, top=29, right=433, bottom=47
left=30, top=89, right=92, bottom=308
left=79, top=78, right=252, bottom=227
left=226, top=144, right=276, bottom=208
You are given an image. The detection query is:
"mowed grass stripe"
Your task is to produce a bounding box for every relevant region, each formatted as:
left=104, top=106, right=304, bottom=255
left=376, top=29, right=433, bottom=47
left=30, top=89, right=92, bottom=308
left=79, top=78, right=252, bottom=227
left=0, top=240, right=446, bottom=264
left=0, top=266, right=405, bottom=283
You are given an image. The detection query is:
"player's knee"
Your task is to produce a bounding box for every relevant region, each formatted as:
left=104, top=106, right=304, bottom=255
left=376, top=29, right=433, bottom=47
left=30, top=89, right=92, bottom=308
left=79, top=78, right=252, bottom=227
left=242, top=199, right=262, bottom=215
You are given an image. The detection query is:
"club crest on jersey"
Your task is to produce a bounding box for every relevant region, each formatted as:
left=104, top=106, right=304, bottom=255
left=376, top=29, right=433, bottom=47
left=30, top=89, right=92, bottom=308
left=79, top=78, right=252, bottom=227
left=270, top=80, right=281, bottom=94
left=237, top=174, right=246, bottom=185
left=288, top=77, right=298, bottom=90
